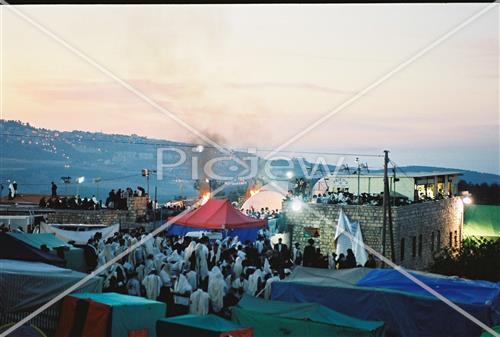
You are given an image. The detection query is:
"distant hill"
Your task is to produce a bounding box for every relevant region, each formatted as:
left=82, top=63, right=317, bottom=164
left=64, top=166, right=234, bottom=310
left=1, top=120, right=498, bottom=201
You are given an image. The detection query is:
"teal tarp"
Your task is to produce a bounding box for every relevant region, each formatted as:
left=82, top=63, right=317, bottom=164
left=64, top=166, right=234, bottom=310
left=272, top=267, right=499, bottom=337
left=71, top=292, right=166, bottom=337
left=8, top=233, right=86, bottom=272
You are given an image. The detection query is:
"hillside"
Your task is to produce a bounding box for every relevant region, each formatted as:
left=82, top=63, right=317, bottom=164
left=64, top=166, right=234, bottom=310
left=1, top=120, right=498, bottom=202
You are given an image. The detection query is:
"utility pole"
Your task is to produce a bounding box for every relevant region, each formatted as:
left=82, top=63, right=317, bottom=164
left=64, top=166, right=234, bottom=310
left=356, top=157, right=361, bottom=204
left=382, top=150, right=395, bottom=263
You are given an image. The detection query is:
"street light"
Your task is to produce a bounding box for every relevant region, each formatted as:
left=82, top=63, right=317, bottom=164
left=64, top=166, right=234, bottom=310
left=75, top=176, right=85, bottom=196
left=92, top=177, right=102, bottom=200
left=291, top=199, right=302, bottom=212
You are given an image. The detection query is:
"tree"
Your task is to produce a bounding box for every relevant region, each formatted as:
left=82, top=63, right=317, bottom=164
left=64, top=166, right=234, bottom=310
left=429, top=238, right=500, bottom=282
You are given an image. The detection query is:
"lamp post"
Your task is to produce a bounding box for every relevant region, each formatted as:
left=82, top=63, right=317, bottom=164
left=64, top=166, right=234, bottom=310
left=93, top=177, right=102, bottom=200
left=61, top=176, right=71, bottom=195
left=75, top=176, right=85, bottom=196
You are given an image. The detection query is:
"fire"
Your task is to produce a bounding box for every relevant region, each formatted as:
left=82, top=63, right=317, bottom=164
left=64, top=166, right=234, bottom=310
left=249, top=189, right=261, bottom=197
left=200, top=192, right=211, bottom=205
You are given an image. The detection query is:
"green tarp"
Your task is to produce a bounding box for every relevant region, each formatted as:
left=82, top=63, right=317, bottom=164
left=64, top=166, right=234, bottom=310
left=157, top=314, right=252, bottom=337
left=8, top=233, right=86, bottom=272
left=231, top=295, right=385, bottom=337
left=162, top=314, right=247, bottom=332
left=481, top=326, right=500, bottom=337
left=71, top=292, right=166, bottom=337
left=464, top=205, right=500, bottom=239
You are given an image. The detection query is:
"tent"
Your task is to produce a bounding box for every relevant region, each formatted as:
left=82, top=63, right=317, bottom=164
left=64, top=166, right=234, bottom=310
left=0, top=259, right=102, bottom=314
left=167, top=199, right=267, bottom=242
left=0, top=233, right=65, bottom=267
left=157, top=314, right=252, bottom=337
left=464, top=205, right=500, bottom=240
left=39, top=223, right=119, bottom=245
left=272, top=267, right=500, bottom=337
left=335, top=209, right=368, bottom=266
left=241, top=190, right=285, bottom=212
left=55, top=292, right=165, bottom=337
left=8, top=232, right=86, bottom=272
left=231, top=295, right=384, bottom=337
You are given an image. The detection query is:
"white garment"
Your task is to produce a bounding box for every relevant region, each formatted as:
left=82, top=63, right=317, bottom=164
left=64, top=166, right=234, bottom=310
left=247, top=269, right=262, bottom=296
left=174, top=274, right=193, bottom=294
left=185, top=270, right=198, bottom=290
left=189, top=289, right=210, bottom=316
left=195, top=243, right=209, bottom=281
left=208, top=267, right=226, bottom=312
left=234, top=257, right=243, bottom=278
left=159, top=269, right=171, bottom=286
left=142, top=274, right=162, bottom=300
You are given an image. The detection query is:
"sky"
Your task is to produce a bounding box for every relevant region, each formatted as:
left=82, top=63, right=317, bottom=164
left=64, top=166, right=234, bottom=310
left=1, top=4, right=499, bottom=174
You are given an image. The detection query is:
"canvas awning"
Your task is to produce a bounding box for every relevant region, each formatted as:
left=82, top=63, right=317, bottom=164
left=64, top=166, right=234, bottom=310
left=171, top=199, right=267, bottom=229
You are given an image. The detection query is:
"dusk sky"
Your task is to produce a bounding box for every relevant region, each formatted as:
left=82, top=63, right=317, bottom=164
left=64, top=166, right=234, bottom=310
left=1, top=4, right=498, bottom=174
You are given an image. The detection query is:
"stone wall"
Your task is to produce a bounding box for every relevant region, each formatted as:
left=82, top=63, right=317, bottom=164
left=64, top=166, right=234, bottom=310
left=46, top=196, right=154, bottom=230
left=284, top=197, right=463, bottom=270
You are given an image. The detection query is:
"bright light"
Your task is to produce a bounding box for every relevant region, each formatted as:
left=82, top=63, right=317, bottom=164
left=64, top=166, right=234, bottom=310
left=194, top=145, right=204, bottom=153
left=200, top=192, right=210, bottom=206
left=291, top=199, right=302, bottom=212
left=462, top=196, right=473, bottom=205
left=286, top=171, right=294, bottom=179
left=76, top=176, right=85, bottom=184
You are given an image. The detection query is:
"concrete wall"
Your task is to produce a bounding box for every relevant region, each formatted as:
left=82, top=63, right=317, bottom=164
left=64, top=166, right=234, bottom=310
left=45, top=196, right=153, bottom=230
left=283, top=197, right=463, bottom=270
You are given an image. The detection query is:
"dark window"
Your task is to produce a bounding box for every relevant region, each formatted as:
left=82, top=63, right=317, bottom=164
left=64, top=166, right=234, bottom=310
left=454, top=230, right=458, bottom=247
left=412, top=236, right=417, bottom=258
left=418, top=234, right=422, bottom=257
left=431, top=232, right=435, bottom=252
left=437, top=230, right=441, bottom=250
left=449, top=232, right=453, bottom=247
left=400, top=238, right=405, bottom=261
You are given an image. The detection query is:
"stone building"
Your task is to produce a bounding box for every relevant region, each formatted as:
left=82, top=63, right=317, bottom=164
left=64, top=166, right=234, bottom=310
left=283, top=197, right=464, bottom=270
left=311, top=171, right=462, bottom=202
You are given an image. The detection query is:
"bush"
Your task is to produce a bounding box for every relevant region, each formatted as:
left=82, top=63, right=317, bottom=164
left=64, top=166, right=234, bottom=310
left=429, top=238, right=500, bottom=282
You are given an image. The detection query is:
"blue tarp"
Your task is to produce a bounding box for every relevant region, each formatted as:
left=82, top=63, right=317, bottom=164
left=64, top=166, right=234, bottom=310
left=357, top=269, right=500, bottom=306
left=167, top=224, right=260, bottom=242
left=272, top=269, right=500, bottom=337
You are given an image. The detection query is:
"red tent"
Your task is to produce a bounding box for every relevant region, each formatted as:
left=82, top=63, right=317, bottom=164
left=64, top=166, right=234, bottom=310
left=171, top=199, right=267, bottom=230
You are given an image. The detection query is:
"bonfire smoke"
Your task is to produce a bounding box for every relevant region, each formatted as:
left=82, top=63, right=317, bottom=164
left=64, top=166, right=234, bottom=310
left=191, top=132, right=226, bottom=197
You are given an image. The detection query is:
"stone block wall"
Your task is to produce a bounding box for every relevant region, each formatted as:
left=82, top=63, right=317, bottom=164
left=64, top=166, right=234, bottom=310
left=45, top=196, right=154, bottom=230
left=284, top=197, right=463, bottom=270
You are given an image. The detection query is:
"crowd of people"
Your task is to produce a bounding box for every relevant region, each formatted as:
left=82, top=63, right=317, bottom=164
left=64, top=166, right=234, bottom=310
left=39, top=195, right=101, bottom=210
left=311, top=191, right=412, bottom=206
left=105, top=187, right=147, bottom=210
left=76, top=228, right=371, bottom=319
left=242, top=207, right=281, bottom=220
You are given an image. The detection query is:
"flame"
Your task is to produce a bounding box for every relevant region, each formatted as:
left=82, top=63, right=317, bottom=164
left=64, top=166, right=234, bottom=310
left=200, top=192, right=210, bottom=205
left=249, top=188, right=261, bottom=197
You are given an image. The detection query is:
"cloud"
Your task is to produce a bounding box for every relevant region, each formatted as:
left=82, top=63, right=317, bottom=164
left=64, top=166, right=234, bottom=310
left=225, top=81, right=354, bottom=95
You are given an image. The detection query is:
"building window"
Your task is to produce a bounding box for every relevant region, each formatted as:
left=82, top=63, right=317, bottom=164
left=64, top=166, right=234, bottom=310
left=418, top=234, right=422, bottom=257
left=412, top=236, right=417, bottom=258
left=449, top=232, right=453, bottom=248
left=437, top=230, right=441, bottom=250
left=431, top=232, right=435, bottom=252
left=400, top=238, right=405, bottom=261
left=454, top=230, right=458, bottom=247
